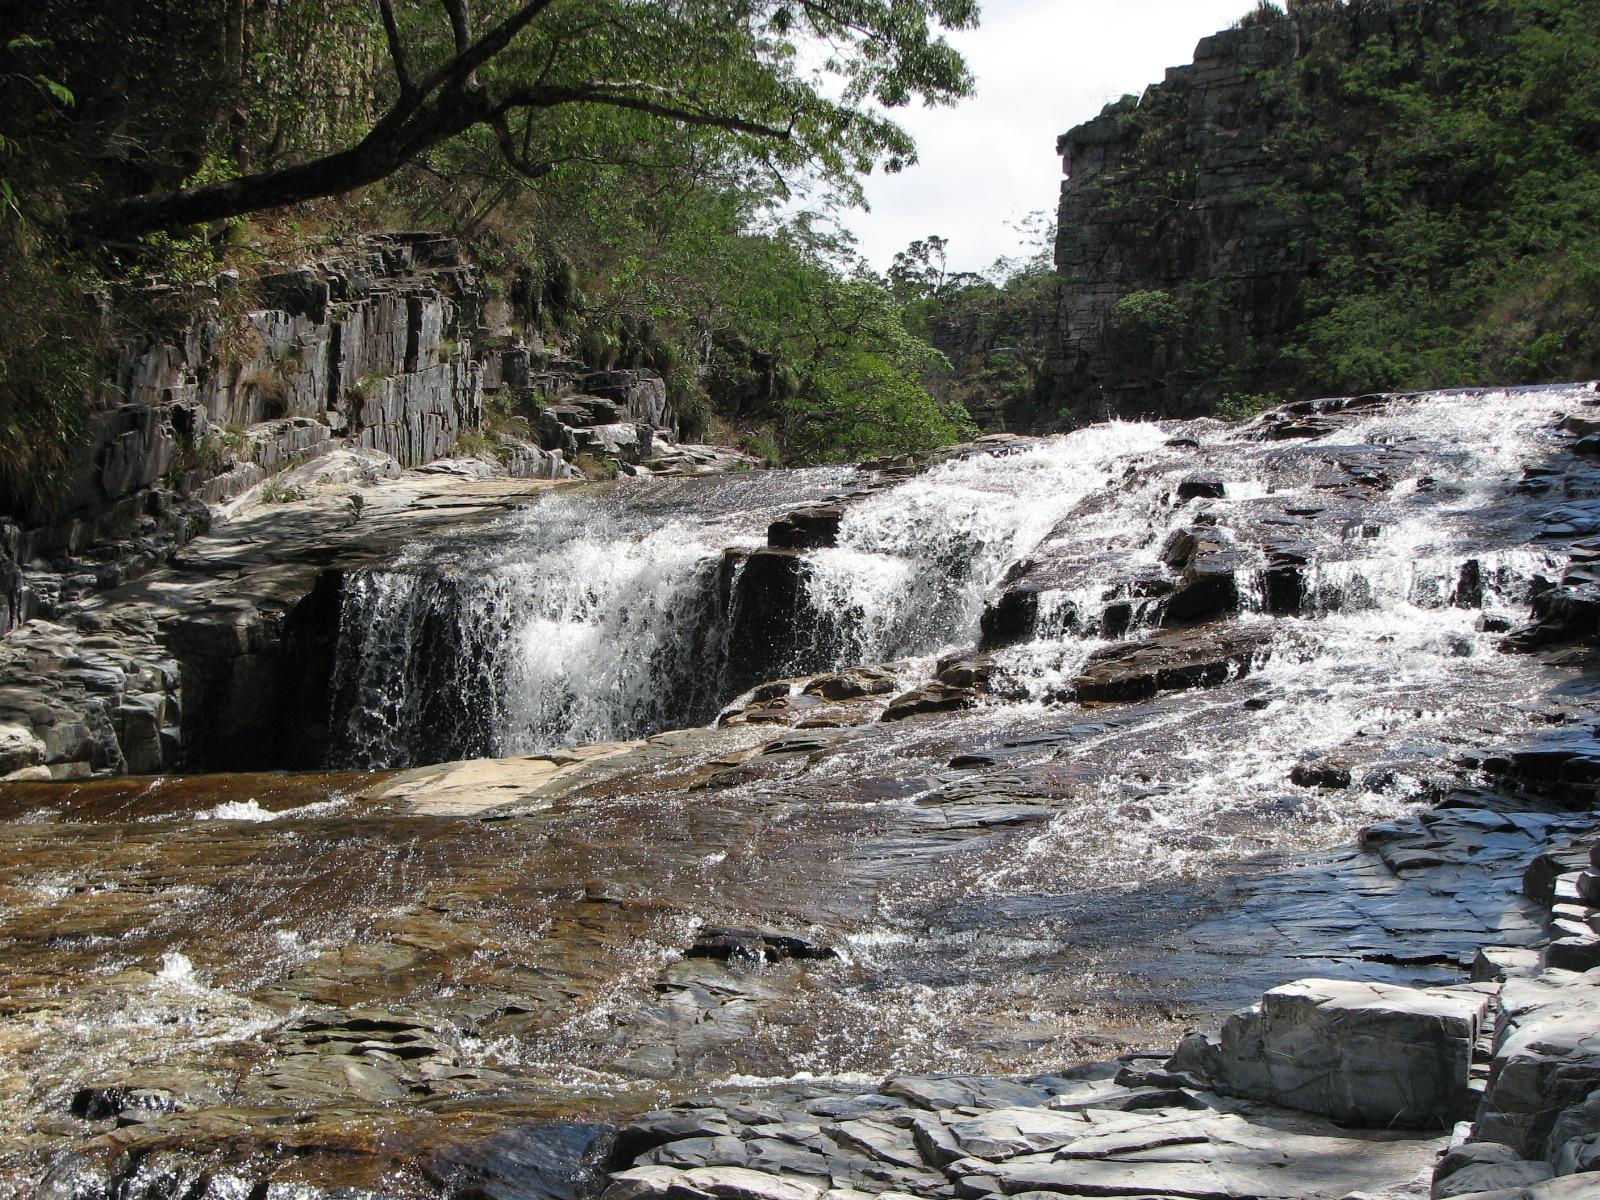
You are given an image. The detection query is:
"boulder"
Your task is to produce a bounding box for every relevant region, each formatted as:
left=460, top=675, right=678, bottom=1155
left=1476, top=974, right=1600, bottom=1157
left=979, top=588, right=1040, bottom=649
left=1161, top=550, right=1244, bottom=625
left=1076, top=623, right=1268, bottom=704
left=880, top=682, right=980, bottom=722
left=1434, top=1160, right=1554, bottom=1198
left=800, top=667, right=896, bottom=701
left=1175, top=473, right=1226, bottom=501
left=0, top=721, right=46, bottom=775
left=1168, top=978, right=1489, bottom=1128
left=686, top=927, right=835, bottom=964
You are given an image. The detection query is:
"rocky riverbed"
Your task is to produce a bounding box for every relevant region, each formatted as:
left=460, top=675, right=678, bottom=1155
left=5, top=385, right=1600, bottom=1198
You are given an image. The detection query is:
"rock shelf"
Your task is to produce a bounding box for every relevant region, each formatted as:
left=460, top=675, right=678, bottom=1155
left=6, top=385, right=1600, bottom=1198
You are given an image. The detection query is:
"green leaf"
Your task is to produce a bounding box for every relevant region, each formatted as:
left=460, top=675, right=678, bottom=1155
left=36, top=75, right=74, bottom=106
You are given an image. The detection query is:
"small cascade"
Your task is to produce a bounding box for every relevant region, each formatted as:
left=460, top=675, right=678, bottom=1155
left=329, top=475, right=852, bottom=766
left=327, top=385, right=1589, bottom=771
left=799, top=422, right=1176, bottom=663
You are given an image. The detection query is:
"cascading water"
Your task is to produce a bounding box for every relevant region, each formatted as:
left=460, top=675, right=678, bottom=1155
left=330, top=473, right=856, bottom=766
left=329, top=425, right=1184, bottom=768
left=330, top=386, right=1584, bottom=772
left=799, top=423, right=1176, bottom=664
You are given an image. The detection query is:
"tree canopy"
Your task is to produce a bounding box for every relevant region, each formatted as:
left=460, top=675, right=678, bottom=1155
left=0, top=0, right=976, bottom=240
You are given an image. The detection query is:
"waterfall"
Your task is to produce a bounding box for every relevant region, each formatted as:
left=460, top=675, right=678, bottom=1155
left=329, top=386, right=1587, bottom=770
left=329, top=472, right=861, bottom=767
left=330, top=529, right=730, bottom=768
left=799, top=422, right=1176, bottom=663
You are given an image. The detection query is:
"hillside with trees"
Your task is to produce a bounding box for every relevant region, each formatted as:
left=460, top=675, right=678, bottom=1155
left=0, top=0, right=980, bottom=496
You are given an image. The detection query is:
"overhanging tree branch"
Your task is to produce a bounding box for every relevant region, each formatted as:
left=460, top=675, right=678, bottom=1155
left=61, top=0, right=954, bottom=241
left=510, top=82, right=793, bottom=140
left=439, top=0, right=473, bottom=53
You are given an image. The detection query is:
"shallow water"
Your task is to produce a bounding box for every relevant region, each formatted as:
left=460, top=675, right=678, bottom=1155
left=3, top=385, right=1597, bottom=1194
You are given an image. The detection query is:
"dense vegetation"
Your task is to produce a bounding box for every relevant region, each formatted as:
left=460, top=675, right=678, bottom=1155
left=0, top=0, right=978, bottom=494
left=905, top=0, right=1600, bottom=427
left=1274, top=0, right=1600, bottom=397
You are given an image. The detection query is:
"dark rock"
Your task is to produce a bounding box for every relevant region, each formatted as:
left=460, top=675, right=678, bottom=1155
left=720, top=549, right=813, bottom=694
left=979, top=589, right=1039, bottom=650
left=1161, top=552, right=1243, bottom=626
left=768, top=506, right=844, bottom=551
left=687, top=927, right=836, bottom=963
left=1076, top=623, right=1269, bottom=704
left=424, top=1121, right=615, bottom=1200
left=69, top=1086, right=179, bottom=1122
left=801, top=667, right=896, bottom=701
left=881, top=682, right=981, bottom=722
left=936, top=654, right=996, bottom=690
left=1289, top=759, right=1352, bottom=790
left=1175, top=474, right=1225, bottom=501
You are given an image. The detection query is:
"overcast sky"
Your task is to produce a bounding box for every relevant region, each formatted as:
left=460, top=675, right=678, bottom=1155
left=838, top=0, right=1253, bottom=276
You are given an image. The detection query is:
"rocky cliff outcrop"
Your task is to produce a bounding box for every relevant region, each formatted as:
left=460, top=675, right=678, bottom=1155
left=0, top=233, right=489, bottom=633
left=1039, top=0, right=1516, bottom=426
left=0, top=233, right=716, bottom=638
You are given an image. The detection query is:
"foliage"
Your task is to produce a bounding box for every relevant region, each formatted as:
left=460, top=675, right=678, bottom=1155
left=1, top=0, right=977, bottom=238
left=881, top=214, right=1059, bottom=432
left=0, top=0, right=988, bottom=491
left=258, top=478, right=309, bottom=504
left=1107, top=290, right=1184, bottom=357
left=453, top=430, right=507, bottom=461
left=888, top=235, right=950, bottom=303
left=0, top=228, right=99, bottom=513
left=1267, top=0, right=1600, bottom=394
left=572, top=452, right=620, bottom=480
left=1215, top=392, right=1282, bottom=421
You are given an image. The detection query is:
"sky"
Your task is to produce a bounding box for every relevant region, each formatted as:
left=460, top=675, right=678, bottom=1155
left=838, top=0, right=1254, bottom=276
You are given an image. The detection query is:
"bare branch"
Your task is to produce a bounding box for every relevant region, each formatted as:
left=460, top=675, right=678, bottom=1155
left=491, top=113, right=556, bottom=180
left=416, top=0, right=560, bottom=100
left=505, top=82, right=792, bottom=141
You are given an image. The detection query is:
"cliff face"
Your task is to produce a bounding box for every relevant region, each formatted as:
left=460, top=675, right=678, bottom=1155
left=1046, top=20, right=1305, bottom=423
left=0, top=234, right=486, bottom=633
left=0, top=233, right=699, bottom=637
left=1040, top=0, right=1523, bottom=425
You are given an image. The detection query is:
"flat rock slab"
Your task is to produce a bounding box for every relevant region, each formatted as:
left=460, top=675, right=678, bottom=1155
left=607, top=1079, right=1446, bottom=1200
left=1075, top=623, right=1271, bottom=703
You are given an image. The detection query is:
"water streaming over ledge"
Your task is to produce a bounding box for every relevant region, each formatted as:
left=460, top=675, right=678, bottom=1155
left=330, top=386, right=1580, bottom=771
left=6, top=386, right=1599, bottom=1190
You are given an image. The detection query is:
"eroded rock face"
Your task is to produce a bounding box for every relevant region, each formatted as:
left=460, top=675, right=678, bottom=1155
left=2, top=235, right=488, bottom=629
left=1168, top=978, right=1490, bottom=1129
left=1477, top=973, right=1600, bottom=1158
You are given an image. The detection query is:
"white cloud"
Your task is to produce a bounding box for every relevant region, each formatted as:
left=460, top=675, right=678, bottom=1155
left=839, top=0, right=1253, bottom=275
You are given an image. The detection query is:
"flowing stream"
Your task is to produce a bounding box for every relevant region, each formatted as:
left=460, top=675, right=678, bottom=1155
left=4, top=385, right=1597, bottom=1194
left=329, top=423, right=1186, bottom=766
left=330, top=388, right=1573, bottom=771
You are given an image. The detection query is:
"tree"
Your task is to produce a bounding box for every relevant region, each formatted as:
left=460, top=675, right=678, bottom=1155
left=12, top=0, right=976, bottom=239
left=888, top=233, right=949, bottom=301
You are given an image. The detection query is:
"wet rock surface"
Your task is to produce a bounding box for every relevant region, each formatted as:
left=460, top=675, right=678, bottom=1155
left=4, top=385, right=1600, bottom=1197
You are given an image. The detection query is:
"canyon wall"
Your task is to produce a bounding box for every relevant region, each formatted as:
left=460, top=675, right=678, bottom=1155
left=0, top=234, right=484, bottom=634
left=1035, top=0, right=1525, bottom=427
